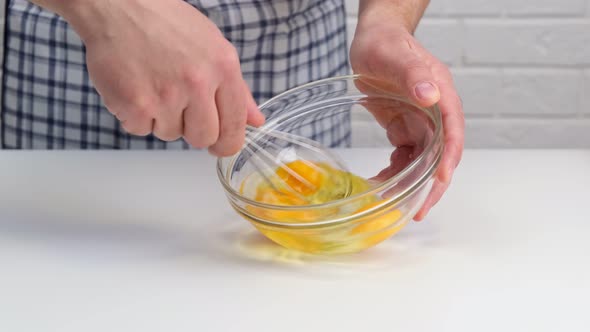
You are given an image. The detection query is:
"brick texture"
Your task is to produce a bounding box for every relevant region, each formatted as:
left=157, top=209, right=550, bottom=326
left=415, top=20, right=463, bottom=66
left=431, top=0, right=502, bottom=17
left=504, top=0, right=587, bottom=17
left=500, top=70, right=582, bottom=116
left=0, top=1, right=588, bottom=148
left=424, top=0, right=587, bottom=17
left=452, top=69, right=502, bottom=116
left=466, top=119, right=590, bottom=148
left=584, top=70, right=590, bottom=115
left=464, top=22, right=590, bottom=66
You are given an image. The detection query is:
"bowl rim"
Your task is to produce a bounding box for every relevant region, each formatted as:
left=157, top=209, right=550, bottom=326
left=216, top=74, right=444, bottom=226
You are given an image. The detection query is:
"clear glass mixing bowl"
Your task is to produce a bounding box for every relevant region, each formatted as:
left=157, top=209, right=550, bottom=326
left=217, top=75, right=443, bottom=254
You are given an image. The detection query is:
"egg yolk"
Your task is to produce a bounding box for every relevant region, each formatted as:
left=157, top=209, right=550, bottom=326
left=240, top=159, right=405, bottom=252
left=247, top=160, right=354, bottom=208
left=275, top=160, right=323, bottom=196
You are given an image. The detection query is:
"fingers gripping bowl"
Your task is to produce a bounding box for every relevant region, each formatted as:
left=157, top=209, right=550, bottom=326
left=217, top=75, right=444, bottom=254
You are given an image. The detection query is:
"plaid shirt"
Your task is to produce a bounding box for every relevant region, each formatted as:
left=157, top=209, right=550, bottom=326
left=0, top=0, right=350, bottom=149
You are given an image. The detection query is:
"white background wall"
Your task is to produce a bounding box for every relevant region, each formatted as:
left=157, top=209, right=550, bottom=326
left=0, top=1, right=589, bottom=148
left=346, top=0, right=590, bottom=148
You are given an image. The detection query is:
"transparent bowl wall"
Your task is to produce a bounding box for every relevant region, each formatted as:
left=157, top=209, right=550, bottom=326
left=217, top=75, right=443, bottom=254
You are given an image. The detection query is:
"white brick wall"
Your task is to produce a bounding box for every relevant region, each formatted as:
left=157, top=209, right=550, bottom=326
left=346, top=0, right=590, bottom=148
left=0, top=1, right=588, bottom=148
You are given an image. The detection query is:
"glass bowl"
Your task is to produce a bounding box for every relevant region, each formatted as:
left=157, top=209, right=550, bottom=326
left=217, top=75, right=443, bottom=255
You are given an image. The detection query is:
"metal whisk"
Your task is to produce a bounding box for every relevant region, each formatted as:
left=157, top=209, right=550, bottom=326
left=242, top=125, right=351, bottom=202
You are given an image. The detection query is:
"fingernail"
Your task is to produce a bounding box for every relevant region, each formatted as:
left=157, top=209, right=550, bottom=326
left=415, top=82, right=438, bottom=101
left=413, top=208, right=426, bottom=222
left=413, top=213, right=425, bottom=222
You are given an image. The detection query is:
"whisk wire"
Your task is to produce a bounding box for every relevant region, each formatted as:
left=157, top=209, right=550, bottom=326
left=242, top=125, right=352, bottom=203
left=243, top=135, right=315, bottom=201
left=245, top=125, right=337, bottom=177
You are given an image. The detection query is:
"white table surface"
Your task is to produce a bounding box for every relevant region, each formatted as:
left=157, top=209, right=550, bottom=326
left=1, top=149, right=589, bottom=332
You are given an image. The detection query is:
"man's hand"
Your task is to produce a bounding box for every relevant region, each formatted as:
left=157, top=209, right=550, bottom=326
left=33, top=0, right=264, bottom=156
left=350, top=0, right=464, bottom=220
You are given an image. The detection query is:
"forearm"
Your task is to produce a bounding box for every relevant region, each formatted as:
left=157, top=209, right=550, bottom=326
left=29, top=0, right=90, bottom=16
left=358, top=0, right=430, bottom=33
left=28, top=0, right=121, bottom=42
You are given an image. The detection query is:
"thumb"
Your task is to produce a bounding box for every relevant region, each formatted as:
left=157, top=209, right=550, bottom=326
left=361, top=36, right=441, bottom=107
left=393, top=50, right=440, bottom=107
left=243, top=81, right=265, bottom=127
left=412, top=80, right=440, bottom=107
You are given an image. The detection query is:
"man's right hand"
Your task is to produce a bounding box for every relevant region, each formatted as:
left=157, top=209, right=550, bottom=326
left=34, top=0, right=264, bottom=156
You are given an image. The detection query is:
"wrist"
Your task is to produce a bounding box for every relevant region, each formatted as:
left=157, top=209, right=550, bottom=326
left=32, top=0, right=95, bottom=17
left=358, top=0, right=428, bottom=34
left=33, top=0, right=114, bottom=43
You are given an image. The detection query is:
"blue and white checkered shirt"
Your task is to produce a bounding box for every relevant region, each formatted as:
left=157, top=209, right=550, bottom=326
left=0, top=0, right=350, bottom=149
